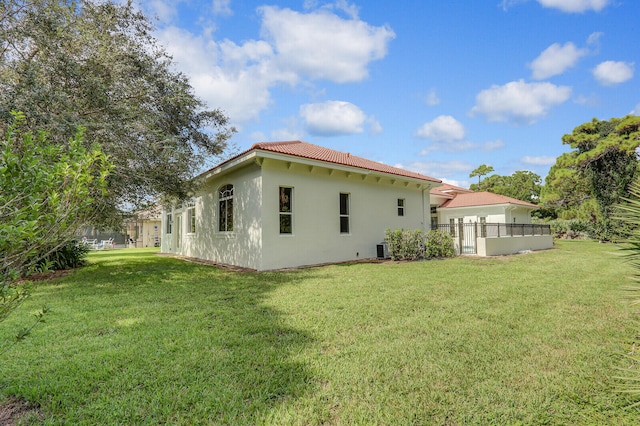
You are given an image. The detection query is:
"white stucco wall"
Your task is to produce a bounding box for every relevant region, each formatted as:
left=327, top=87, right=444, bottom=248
left=260, top=159, right=432, bottom=270
left=161, top=163, right=264, bottom=270
left=438, top=205, right=534, bottom=225
left=161, top=158, right=435, bottom=270
left=477, top=235, right=554, bottom=256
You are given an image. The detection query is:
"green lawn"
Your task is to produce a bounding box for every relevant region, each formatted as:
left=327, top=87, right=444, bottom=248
left=1, top=241, right=639, bottom=424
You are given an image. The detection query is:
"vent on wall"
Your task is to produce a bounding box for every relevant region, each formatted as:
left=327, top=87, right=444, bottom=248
left=376, top=242, right=390, bottom=259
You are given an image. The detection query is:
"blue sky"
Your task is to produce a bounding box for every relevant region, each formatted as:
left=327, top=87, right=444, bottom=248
left=136, top=0, right=638, bottom=187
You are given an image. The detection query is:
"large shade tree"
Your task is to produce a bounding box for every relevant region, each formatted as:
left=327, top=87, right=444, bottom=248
left=0, top=0, right=235, bottom=225
left=470, top=170, right=542, bottom=204
left=541, top=115, right=640, bottom=240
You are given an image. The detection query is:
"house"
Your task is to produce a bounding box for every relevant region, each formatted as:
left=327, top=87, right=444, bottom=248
left=429, top=183, right=553, bottom=256
left=160, top=141, right=442, bottom=271
left=125, top=205, right=162, bottom=248
left=161, top=142, right=553, bottom=269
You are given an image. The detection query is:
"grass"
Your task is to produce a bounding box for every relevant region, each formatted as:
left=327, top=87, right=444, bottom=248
left=1, top=241, right=639, bottom=424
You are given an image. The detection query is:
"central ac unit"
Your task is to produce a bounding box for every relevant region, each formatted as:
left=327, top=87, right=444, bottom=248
left=376, top=242, right=390, bottom=259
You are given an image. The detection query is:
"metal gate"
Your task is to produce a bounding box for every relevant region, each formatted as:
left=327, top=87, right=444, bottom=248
left=432, top=223, right=477, bottom=255
left=458, top=223, right=477, bottom=255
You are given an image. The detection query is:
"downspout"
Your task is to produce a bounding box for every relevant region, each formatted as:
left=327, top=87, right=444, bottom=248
left=422, top=186, right=429, bottom=232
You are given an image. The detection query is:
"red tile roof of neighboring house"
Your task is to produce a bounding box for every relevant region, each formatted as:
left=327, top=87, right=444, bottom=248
left=430, top=183, right=474, bottom=199
left=438, top=191, right=538, bottom=209
left=225, top=141, right=442, bottom=183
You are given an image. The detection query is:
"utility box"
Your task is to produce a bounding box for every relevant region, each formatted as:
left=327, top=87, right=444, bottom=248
left=376, top=242, right=390, bottom=259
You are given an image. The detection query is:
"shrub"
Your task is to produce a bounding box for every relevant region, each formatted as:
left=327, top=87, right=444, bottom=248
left=385, top=228, right=456, bottom=260
left=424, top=230, right=455, bottom=258
left=35, top=241, right=90, bottom=272
left=384, top=229, right=404, bottom=260
left=547, top=218, right=595, bottom=240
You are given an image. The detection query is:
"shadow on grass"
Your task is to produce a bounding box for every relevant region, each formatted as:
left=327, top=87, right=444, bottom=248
left=2, top=251, right=320, bottom=424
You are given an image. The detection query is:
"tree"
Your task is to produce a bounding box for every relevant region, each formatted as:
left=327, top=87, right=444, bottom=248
left=542, top=115, right=640, bottom=240
left=469, top=170, right=542, bottom=204
left=469, top=164, right=494, bottom=189
left=0, top=0, right=235, bottom=225
left=615, top=180, right=640, bottom=402
left=1, top=111, right=112, bottom=342
left=540, top=165, right=592, bottom=218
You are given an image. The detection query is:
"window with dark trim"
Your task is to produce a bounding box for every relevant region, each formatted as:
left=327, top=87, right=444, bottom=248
left=166, top=212, right=173, bottom=234
left=340, top=193, right=350, bottom=234
left=279, top=187, right=293, bottom=234
left=397, top=198, right=405, bottom=216
left=187, top=205, right=196, bottom=233
left=219, top=184, right=234, bottom=232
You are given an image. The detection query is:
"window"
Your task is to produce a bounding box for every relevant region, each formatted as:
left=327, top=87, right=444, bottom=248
left=166, top=212, right=173, bottom=234
left=340, top=193, right=350, bottom=234
left=219, top=184, right=234, bottom=232
left=397, top=198, right=405, bottom=216
left=449, top=218, right=455, bottom=236
left=187, top=203, right=196, bottom=234
left=279, top=187, right=293, bottom=234
left=480, top=217, right=487, bottom=238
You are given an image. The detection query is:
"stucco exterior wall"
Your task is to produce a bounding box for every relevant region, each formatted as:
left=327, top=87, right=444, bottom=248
left=438, top=205, right=533, bottom=225
left=161, top=163, right=264, bottom=270
left=477, top=235, right=553, bottom=256
left=138, top=219, right=161, bottom=247
left=161, top=158, right=435, bottom=271
left=259, top=159, right=431, bottom=270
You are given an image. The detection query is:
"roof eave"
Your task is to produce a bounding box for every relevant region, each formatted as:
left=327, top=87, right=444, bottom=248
left=439, top=202, right=539, bottom=210
left=204, top=148, right=441, bottom=187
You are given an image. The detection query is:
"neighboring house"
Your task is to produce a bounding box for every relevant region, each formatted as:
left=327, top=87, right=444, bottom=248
left=430, top=183, right=553, bottom=256
left=161, top=141, right=442, bottom=271
left=125, top=205, right=162, bottom=248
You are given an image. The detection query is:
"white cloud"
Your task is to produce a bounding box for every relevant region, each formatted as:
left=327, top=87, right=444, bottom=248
left=470, top=79, right=571, bottom=124
left=397, top=160, right=474, bottom=180
left=299, top=101, right=368, bottom=136
left=631, top=104, right=640, bottom=115
left=483, top=140, right=505, bottom=151
left=416, top=117, right=505, bottom=155
left=536, top=0, right=610, bottom=13
left=419, top=139, right=504, bottom=156
left=155, top=5, right=394, bottom=124
left=312, top=0, right=361, bottom=19
left=529, top=42, right=588, bottom=80
left=587, top=31, right=603, bottom=46
left=425, top=89, right=441, bottom=106
left=592, top=61, right=634, bottom=86
left=367, top=116, right=383, bottom=135
left=212, top=0, right=233, bottom=16
left=574, top=93, right=601, bottom=107
left=416, top=115, right=465, bottom=142
left=157, top=27, right=279, bottom=122
left=440, top=178, right=470, bottom=188
left=259, top=5, right=395, bottom=83
left=249, top=131, right=267, bottom=142
left=270, top=128, right=305, bottom=141
left=145, top=0, right=180, bottom=22
left=522, top=155, right=557, bottom=166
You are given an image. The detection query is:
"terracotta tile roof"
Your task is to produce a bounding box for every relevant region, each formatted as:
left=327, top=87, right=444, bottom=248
left=249, top=141, right=441, bottom=183
left=430, top=183, right=474, bottom=199
left=439, top=191, right=538, bottom=209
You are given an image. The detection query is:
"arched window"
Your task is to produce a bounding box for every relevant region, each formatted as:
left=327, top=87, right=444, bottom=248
left=219, top=184, right=234, bottom=232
